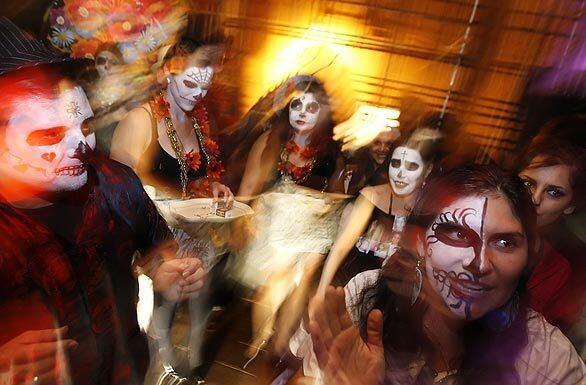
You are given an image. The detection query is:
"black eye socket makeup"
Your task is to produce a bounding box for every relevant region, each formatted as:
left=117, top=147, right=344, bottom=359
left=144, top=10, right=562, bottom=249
left=390, top=159, right=401, bottom=168
left=406, top=161, right=420, bottom=171
left=290, top=99, right=303, bottom=110
left=306, top=101, right=320, bottom=114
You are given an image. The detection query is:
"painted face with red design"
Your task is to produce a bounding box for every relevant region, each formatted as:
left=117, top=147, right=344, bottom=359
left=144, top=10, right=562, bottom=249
left=422, top=195, right=528, bottom=320
left=289, top=92, right=321, bottom=132
left=0, top=80, right=95, bottom=192
left=168, top=65, right=214, bottom=112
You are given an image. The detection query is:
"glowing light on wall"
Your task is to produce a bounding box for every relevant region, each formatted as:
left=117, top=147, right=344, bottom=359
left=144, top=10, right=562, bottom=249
left=242, top=20, right=363, bottom=118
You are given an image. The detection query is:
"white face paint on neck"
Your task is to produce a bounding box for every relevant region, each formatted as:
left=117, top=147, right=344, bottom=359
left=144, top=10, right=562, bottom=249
left=168, top=65, right=214, bottom=112
left=1, top=85, right=94, bottom=192
left=388, top=146, right=425, bottom=196
left=289, top=92, right=320, bottom=132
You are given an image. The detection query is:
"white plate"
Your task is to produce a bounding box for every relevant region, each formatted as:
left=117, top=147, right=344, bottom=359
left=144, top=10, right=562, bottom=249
left=169, top=198, right=254, bottom=223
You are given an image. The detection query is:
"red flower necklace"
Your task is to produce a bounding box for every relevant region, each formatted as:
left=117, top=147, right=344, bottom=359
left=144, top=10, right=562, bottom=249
left=278, top=140, right=318, bottom=183
left=150, top=92, right=224, bottom=196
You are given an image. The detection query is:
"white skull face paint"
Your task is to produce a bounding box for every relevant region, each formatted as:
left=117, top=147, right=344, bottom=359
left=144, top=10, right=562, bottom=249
left=289, top=92, right=320, bottom=132
left=388, top=146, right=425, bottom=196
left=1, top=85, right=94, bottom=192
left=423, top=195, right=527, bottom=321
left=168, top=65, right=214, bottom=112
left=95, top=50, right=121, bottom=78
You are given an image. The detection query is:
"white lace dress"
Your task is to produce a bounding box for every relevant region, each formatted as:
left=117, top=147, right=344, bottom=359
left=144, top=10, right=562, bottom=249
left=231, top=176, right=347, bottom=289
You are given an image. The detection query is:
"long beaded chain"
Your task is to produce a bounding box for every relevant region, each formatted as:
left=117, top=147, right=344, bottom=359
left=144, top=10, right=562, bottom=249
left=165, top=117, right=210, bottom=198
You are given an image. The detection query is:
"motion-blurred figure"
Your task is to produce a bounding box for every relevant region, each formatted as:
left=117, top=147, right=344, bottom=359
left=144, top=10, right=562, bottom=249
left=0, top=18, right=204, bottom=385
left=229, top=75, right=345, bottom=363
left=518, top=116, right=586, bottom=349
left=307, top=165, right=585, bottom=385
left=316, top=126, right=443, bottom=294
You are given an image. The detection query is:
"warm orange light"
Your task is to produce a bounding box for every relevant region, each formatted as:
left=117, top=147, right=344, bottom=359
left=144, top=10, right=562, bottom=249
left=242, top=21, right=363, bottom=118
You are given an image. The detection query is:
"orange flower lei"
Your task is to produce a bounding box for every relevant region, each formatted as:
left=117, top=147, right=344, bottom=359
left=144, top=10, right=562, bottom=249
left=278, top=140, right=318, bottom=183
left=150, top=92, right=224, bottom=195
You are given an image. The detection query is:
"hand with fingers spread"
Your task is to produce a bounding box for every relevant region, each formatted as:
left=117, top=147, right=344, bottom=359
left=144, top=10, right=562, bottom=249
left=0, top=327, right=77, bottom=385
left=211, top=181, right=234, bottom=209
left=152, top=258, right=206, bottom=301
left=309, top=286, right=385, bottom=385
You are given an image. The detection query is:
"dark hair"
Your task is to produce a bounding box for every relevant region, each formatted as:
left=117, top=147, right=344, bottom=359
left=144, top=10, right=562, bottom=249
left=395, top=127, right=443, bottom=166
left=168, top=13, right=226, bottom=67
left=263, top=79, right=338, bottom=188
left=518, top=115, right=586, bottom=208
left=356, top=164, right=536, bottom=384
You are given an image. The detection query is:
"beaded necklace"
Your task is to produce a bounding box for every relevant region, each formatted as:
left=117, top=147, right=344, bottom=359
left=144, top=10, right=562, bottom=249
left=278, top=140, right=318, bottom=183
left=150, top=92, right=223, bottom=198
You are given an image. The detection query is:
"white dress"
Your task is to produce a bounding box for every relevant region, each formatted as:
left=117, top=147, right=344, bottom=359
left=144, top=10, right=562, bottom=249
left=231, top=176, right=347, bottom=289
left=290, top=269, right=586, bottom=385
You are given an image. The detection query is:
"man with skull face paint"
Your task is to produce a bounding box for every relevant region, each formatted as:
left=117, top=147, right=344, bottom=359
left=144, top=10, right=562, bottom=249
left=0, top=19, right=205, bottom=385
left=316, top=127, right=441, bottom=294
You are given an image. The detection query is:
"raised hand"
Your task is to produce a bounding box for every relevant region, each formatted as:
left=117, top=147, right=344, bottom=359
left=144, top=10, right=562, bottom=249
left=309, top=286, right=385, bottom=385
left=0, top=327, right=77, bottom=385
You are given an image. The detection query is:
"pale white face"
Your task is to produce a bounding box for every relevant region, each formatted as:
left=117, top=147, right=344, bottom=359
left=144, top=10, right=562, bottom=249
left=388, top=146, right=425, bottom=196
left=95, top=50, right=121, bottom=78
left=168, top=65, right=214, bottom=111
left=422, top=195, right=527, bottom=321
left=289, top=92, right=320, bottom=132
left=1, top=85, right=95, bottom=192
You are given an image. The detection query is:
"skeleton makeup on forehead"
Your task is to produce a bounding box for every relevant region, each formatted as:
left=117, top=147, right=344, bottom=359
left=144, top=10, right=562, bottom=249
left=289, top=92, right=320, bottom=132
left=168, top=65, right=214, bottom=112
left=424, top=196, right=488, bottom=320
left=1, top=85, right=95, bottom=192
left=388, top=146, right=426, bottom=196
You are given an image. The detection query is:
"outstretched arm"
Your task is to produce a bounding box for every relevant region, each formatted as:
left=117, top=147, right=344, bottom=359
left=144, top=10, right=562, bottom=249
left=317, top=194, right=375, bottom=295
left=309, top=286, right=385, bottom=385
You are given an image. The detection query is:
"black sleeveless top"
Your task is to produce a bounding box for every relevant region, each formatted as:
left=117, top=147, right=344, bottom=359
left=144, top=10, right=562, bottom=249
left=137, top=106, right=207, bottom=192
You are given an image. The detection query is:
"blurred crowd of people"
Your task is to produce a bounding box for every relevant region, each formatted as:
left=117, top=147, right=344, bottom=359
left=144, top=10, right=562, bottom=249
left=0, top=5, right=584, bottom=385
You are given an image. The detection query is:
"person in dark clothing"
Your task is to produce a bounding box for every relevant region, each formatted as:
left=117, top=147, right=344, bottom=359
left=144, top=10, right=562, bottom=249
left=0, top=19, right=205, bottom=385
left=517, top=116, right=586, bottom=341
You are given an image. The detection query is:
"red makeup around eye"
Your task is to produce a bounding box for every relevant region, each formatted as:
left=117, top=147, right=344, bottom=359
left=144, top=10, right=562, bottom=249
left=26, top=126, right=67, bottom=146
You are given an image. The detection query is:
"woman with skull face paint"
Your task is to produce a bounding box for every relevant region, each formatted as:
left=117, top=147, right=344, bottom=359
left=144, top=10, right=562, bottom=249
left=316, top=127, right=441, bottom=295
left=111, top=18, right=233, bottom=203
left=303, top=164, right=585, bottom=385
left=229, top=75, right=343, bottom=361
left=517, top=116, right=586, bottom=342
left=110, top=16, right=234, bottom=383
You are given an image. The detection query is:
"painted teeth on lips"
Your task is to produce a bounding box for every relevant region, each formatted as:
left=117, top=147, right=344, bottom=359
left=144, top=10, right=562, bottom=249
left=55, top=164, right=85, bottom=176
